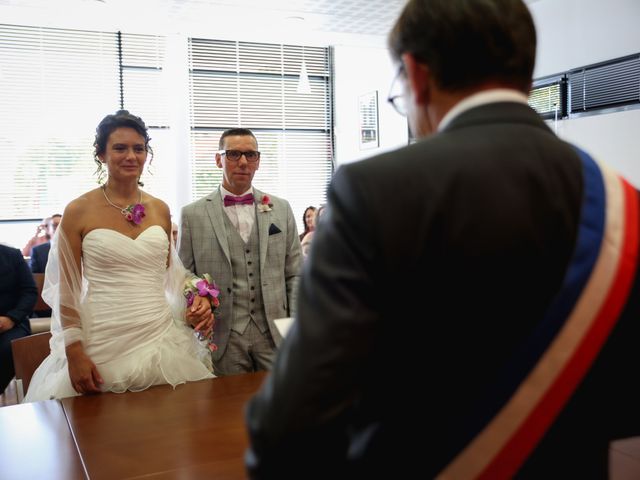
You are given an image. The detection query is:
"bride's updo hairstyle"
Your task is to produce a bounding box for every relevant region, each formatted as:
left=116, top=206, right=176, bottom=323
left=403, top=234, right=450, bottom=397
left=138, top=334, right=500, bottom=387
left=93, top=109, right=154, bottom=186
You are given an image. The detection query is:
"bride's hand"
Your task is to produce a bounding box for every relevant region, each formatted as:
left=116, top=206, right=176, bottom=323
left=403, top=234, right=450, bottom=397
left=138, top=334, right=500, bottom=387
left=66, top=342, right=104, bottom=394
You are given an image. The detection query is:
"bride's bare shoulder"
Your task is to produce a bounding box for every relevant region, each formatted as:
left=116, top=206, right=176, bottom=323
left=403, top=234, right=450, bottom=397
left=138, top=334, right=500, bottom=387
left=143, top=192, right=170, bottom=214
left=65, top=188, right=102, bottom=215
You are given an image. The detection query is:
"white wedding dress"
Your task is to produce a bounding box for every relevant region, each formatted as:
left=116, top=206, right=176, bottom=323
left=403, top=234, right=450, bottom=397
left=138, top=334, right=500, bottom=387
left=24, top=226, right=213, bottom=402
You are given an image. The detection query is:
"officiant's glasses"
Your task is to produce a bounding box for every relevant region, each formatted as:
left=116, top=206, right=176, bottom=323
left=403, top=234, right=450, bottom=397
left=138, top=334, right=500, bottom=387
left=387, top=64, right=407, bottom=116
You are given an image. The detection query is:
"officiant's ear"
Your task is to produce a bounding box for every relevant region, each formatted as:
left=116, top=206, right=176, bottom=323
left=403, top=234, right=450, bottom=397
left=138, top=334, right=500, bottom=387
left=402, top=52, right=431, bottom=107
left=215, top=151, right=223, bottom=168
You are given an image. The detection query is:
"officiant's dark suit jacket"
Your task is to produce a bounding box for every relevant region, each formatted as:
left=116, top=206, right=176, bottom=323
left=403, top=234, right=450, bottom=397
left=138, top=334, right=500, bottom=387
left=246, top=101, right=640, bottom=478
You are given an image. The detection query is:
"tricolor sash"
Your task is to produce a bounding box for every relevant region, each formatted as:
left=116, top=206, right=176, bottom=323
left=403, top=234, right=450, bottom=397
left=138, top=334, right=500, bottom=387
left=437, top=147, right=640, bottom=479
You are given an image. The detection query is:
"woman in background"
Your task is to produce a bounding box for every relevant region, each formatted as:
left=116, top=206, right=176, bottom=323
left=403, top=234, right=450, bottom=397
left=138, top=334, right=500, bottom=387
left=299, top=206, right=316, bottom=242
left=301, top=205, right=325, bottom=259
left=25, top=110, right=216, bottom=402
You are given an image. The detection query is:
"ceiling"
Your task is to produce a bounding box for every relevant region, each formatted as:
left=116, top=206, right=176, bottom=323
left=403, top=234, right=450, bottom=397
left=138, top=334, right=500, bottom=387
left=0, top=0, right=543, bottom=46
left=0, top=0, right=410, bottom=46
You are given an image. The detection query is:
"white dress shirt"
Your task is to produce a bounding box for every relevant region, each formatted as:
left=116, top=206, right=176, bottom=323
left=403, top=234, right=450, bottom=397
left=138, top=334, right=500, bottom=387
left=220, top=186, right=255, bottom=243
left=438, top=89, right=529, bottom=132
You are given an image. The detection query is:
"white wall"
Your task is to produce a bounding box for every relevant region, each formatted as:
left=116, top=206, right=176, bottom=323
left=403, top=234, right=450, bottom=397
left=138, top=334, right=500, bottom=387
left=529, top=0, right=640, bottom=186
left=530, top=0, right=640, bottom=78
left=333, top=45, right=408, bottom=167
left=552, top=109, right=640, bottom=187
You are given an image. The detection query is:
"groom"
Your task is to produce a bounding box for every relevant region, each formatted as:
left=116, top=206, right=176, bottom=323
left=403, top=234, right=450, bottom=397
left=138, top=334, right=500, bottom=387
left=178, top=128, right=302, bottom=376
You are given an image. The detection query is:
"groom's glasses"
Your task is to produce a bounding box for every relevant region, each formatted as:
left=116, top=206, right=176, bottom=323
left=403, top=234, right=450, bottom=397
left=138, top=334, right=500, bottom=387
left=219, top=150, right=261, bottom=162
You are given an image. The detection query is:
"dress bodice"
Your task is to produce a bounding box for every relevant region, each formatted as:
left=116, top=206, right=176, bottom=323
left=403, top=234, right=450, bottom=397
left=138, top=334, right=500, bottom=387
left=80, top=225, right=173, bottom=363
left=82, top=226, right=168, bottom=302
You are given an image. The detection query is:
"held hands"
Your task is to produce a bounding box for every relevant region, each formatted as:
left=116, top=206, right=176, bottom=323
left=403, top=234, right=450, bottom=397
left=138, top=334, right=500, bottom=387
left=186, top=295, right=215, bottom=339
left=183, top=273, right=219, bottom=350
left=66, top=341, right=104, bottom=395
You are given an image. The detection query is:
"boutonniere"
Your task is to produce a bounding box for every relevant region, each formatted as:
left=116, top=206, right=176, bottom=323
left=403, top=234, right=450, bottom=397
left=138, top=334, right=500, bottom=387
left=257, top=195, right=273, bottom=212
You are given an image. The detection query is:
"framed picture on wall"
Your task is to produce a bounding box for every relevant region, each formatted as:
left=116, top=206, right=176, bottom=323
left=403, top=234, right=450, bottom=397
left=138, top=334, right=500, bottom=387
left=359, top=91, right=379, bottom=150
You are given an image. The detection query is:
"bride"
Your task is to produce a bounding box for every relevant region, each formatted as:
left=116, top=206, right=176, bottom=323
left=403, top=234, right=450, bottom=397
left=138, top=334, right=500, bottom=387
left=25, top=110, right=215, bottom=402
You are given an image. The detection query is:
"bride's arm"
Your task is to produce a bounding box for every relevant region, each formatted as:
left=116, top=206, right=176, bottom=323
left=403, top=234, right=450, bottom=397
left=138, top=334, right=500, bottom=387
left=158, top=200, right=215, bottom=335
left=57, top=200, right=103, bottom=394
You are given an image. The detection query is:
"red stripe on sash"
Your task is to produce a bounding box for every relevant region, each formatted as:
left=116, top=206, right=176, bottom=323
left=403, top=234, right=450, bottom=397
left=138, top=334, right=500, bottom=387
left=478, top=178, right=639, bottom=479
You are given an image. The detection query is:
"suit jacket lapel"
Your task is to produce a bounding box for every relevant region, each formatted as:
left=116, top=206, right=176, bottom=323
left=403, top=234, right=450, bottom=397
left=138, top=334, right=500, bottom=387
left=254, top=188, right=270, bottom=275
left=206, top=187, right=231, bottom=264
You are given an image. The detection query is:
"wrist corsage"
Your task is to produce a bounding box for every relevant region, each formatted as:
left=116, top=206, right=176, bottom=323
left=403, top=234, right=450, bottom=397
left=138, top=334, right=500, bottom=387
left=184, top=273, right=220, bottom=308
left=184, top=273, right=220, bottom=351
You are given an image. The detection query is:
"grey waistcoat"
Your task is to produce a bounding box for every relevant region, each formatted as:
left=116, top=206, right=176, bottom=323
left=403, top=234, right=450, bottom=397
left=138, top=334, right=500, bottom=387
left=223, top=212, right=268, bottom=334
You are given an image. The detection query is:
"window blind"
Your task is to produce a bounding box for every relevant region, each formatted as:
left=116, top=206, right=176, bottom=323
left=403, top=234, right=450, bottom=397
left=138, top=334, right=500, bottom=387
left=188, top=39, right=333, bottom=231
left=0, top=24, right=120, bottom=220
left=0, top=26, right=335, bottom=230
left=528, top=75, right=566, bottom=120
left=0, top=26, right=176, bottom=221
left=119, top=33, right=173, bottom=208
left=529, top=84, right=561, bottom=116
left=569, top=54, right=640, bottom=113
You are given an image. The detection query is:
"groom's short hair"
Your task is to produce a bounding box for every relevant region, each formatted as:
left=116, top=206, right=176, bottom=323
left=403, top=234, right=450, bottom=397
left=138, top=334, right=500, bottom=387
left=218, top=128, right=258, bottom=149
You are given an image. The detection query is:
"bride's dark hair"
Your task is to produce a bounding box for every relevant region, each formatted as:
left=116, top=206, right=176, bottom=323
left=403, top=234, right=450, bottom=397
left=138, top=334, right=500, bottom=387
left=93, top=109, right=154, bottom=186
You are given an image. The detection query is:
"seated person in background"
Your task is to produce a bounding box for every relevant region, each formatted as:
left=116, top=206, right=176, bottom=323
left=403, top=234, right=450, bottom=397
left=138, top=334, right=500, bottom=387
left=24, top=110, right=216, bottom=403
left=21, top=217, right=50, bottom=256
left=29, top=213, right=62, bottom=273
left=245, top=1, right=640, bottom=478
left=299, top=206, right=316, bottom=242
left=0, top=244, right=37, bottom=394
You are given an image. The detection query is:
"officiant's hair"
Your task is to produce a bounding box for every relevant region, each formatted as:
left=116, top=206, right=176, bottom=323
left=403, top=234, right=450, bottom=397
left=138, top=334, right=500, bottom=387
left=93, top=109, right=154, bottom=186
left=218, top=128, right=258, bottom=150
left=388, top=0, right=536, bottom=93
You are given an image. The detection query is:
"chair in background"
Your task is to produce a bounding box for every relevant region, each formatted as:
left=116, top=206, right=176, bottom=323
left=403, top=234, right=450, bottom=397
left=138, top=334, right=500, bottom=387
left=11, top=331, right=52, bottom=402
left=30, top=273, right=51, bottom=334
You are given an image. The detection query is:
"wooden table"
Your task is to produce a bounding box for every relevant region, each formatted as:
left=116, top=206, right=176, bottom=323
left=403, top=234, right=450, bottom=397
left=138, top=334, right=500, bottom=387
left=610, top=437, right=640, bottom=479
left=0, top=400, right=86, bottom=479
left=61, top=372, right=267, bottom=479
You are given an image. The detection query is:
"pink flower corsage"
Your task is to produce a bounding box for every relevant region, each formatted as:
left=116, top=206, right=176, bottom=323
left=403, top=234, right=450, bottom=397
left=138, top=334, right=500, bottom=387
left=184, top=273, right=220, bottom=351
left=257, top=194, right=273, bottom=212
left=123, top=203, right=145, bottom=225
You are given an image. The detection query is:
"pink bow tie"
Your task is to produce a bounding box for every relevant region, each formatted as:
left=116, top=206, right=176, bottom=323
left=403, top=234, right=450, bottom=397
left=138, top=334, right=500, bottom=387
left=224, top=193, right=254, bottom=207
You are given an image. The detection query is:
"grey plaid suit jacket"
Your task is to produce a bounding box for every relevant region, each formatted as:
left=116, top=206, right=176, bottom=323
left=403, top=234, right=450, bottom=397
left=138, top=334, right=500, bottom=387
left=178, top=187, right=302, bottom=361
